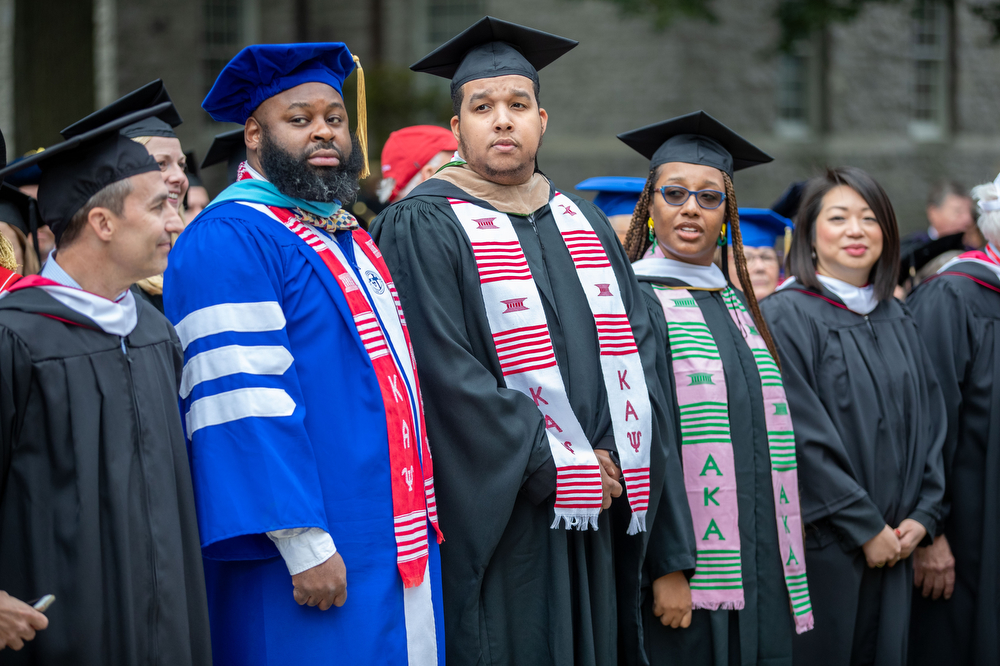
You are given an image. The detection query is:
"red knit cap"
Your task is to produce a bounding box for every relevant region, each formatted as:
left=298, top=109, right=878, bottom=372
left=380, top=125, right=457, bottom=202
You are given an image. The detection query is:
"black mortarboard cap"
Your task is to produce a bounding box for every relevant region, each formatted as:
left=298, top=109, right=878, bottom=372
left=410, top=16, right=578, bottom=95
left=201, top=129, right=246, bottom=185
left=0, top=183, right=38, bottom=237
left=3, top=155, right=43, bottom=187
left=898, top=232, right=966, bottom=285
left=61, top=79, right=183, bottom=140
left=185, top=151, right=204, bottom=189
left=617, top=111, right=772, bottom=178
left=771, top=181, right=806, bottom=220
left=0, top=103, right=166, bottom=242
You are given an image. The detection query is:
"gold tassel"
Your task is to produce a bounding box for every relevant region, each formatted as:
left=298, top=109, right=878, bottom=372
left=784, top=226, right=792, bottom=258
left=0, top=234, right=18, bottom=273
left=352, top=55, right=370, bottom=180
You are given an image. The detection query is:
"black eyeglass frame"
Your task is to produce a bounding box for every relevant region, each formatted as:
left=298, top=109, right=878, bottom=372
left=658, top=185, right=728, bottom=210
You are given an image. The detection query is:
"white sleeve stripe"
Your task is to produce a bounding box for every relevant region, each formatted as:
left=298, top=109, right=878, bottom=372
left=180, top=345, right=295, bottom=398
left=175, top=302, right=286, bottom=350
left=186, top=387, right=296, bottom=438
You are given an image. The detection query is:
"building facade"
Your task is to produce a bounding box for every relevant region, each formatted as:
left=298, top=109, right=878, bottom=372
left=2, top=0, right=1000, bottom=229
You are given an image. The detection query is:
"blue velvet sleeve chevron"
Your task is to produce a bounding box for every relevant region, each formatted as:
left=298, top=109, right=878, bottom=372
left=164, top=209, right=329, bottom=561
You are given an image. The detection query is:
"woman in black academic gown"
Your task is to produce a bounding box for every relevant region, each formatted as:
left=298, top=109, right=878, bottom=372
left=760, top=167, right=947, bottom=666
left=620, top=112, right=812, bottom=666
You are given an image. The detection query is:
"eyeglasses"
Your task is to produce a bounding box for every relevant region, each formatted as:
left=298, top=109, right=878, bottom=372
left=742, top=249, right=780, bottom=266
left=659, top=186, right=727, bottom=210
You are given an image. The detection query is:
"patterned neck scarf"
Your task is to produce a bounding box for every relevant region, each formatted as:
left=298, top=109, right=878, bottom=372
left=651, top=283, right=814, bottom=634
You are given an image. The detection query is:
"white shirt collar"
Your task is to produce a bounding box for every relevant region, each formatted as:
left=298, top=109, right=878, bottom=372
left=37, top=255, right=138, bottom=336
left=777, top=274, right=878, bottom=315
left=631, top=256, right=728, bottom=290
left=40, top=254, right=83, bottom=289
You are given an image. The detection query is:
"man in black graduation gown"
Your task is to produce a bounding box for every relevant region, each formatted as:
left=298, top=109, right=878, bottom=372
left=0, top=105, right=212, bottom=665
left=907, top=198, right=1000, bottom=665
left=371, top=17, right=686, bottom=665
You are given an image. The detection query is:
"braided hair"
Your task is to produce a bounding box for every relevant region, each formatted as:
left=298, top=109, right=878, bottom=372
left=623, top=167, right=658, bottom=263
left=623, top=166, right=782, bottom=368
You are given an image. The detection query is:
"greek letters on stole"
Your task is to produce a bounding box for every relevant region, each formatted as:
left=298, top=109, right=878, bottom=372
left=653, top=285, right=814, bottom=633
left=252, top=202, right=443, bottom=589
left=449, top=193, right=652, bottom=533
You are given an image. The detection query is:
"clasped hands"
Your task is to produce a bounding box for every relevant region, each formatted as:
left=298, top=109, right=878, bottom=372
left=289, top=450, right=624, bottom=611
left=595, top=449, right=623, bottom=511
left=862, top=518, right=927, bottom=569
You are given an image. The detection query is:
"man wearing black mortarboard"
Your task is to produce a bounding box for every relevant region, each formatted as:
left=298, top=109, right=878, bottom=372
left=370, top=17, right=678, bottom=665
left=200, top=128, right=247, bottom=186
left=0, top=104, right=210, bottom=665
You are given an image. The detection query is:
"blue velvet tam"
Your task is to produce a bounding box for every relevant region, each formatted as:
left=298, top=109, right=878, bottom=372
left=576, top=176, right=646, bottom=216
left=731, top=208, right=793, bottom=249
left=203, top=43, right=357, bottom=124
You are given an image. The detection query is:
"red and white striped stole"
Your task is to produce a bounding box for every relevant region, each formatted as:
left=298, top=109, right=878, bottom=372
left=263, top=204, right=443, bottom=588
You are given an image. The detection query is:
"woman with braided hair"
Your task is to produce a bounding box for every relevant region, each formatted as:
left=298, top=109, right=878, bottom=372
left=619, top=111, right=813, bottom=665
left=761, top=168, right=946, bottom=666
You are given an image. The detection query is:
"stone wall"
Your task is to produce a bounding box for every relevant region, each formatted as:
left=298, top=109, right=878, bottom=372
left=9, top=0, right=998, bottom=228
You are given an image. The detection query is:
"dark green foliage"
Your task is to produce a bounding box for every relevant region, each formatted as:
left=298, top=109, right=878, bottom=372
left=571, top=0, right=718, bottom=29
left=588, top=0, right=1000, bottom=51
left=969, top=1, right=1000, bottom=42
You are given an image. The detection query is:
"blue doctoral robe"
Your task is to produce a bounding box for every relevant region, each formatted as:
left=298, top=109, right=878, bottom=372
left=163, top=201, right=444, bottom=665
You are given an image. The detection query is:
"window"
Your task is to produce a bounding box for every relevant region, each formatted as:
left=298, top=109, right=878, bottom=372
left=427, top=0, right=483, bottom=43
left=775, top=39, right=822, bottom=140
left=911, top=1, right=950, bottom=138
left=203, top=0, right=257, bottom=96
left=778, top=53, right=809, bottom=124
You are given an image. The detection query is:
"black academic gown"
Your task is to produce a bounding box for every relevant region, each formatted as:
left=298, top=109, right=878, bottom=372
left=907, top=263, right=1000, bottom=666
left=370, top=177, right=677, bottom=666
left=638, top=279, right=793, bottom=666
left=760, top=286, right=946, bottom=666
left=0, top=287, right=212, bottom=665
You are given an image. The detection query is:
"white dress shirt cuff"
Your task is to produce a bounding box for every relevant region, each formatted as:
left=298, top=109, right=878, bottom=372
left=266, top=527, right=337, bottom=576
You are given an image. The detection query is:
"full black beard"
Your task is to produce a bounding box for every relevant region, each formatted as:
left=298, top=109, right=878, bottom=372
left=259, top=127, right=364, bottom=203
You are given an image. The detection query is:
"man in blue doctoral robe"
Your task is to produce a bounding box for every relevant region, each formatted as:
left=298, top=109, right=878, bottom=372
left=163, top=43, right=445, bottom=665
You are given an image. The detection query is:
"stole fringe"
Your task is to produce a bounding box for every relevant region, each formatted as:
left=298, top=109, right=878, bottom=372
left=626, top=511, right=647, bottom=535
left=794, top=615, right=815, bottom=634
left=401, top=573, right=424, bottom=589
left=551, top=511, right=600, bottom=531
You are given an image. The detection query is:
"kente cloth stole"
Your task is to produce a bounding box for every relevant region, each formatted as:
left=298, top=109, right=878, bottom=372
left=258, top=203, right=443, bottom=589
left=652, top=285, right=814, bottom=634
left=448, top=193, right=652, bottom=534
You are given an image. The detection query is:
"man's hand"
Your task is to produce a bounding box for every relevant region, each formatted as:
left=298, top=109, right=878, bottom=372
left=652, top=571, right=692, bottom=629
left=595, top=450, right=622, bottom=511
left=895, top=519, right=928, bottom=560
left=913, top=534, right=955, bottom=600
left=0, top=591, right=48, bottom=651
left=291, top=552, right=347, bottom=611
left=862, top=525, right=902, bottom=568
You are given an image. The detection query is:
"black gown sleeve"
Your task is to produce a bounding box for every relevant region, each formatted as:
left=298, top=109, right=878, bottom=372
left=762, top=295, right=885, bottom=548
left=907, top=279, right=972, bottom=534
left=0, top=327, right=31, bottom=503
left=639, top=286, right=697, bottom=579
left=899, top=302, right=948, bottom=541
